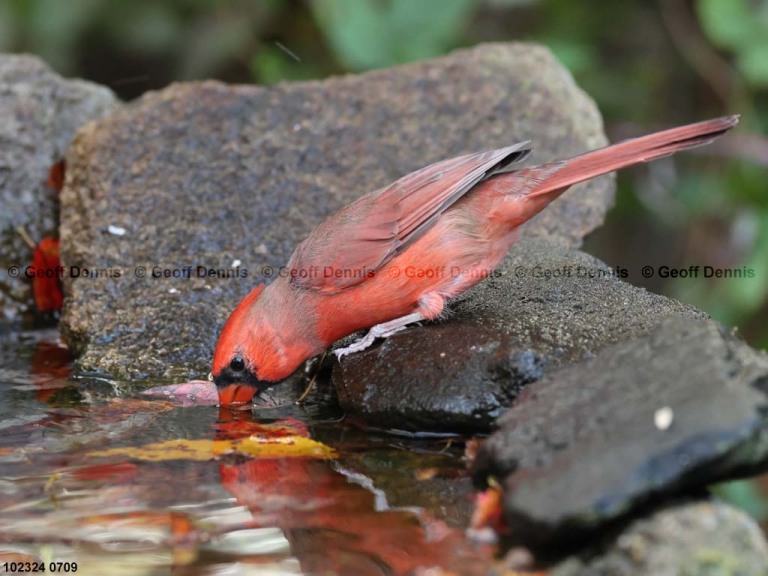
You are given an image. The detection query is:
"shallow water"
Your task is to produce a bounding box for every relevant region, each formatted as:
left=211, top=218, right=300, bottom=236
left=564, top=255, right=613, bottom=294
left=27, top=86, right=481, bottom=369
left=0, top=328, right=495, bottom=575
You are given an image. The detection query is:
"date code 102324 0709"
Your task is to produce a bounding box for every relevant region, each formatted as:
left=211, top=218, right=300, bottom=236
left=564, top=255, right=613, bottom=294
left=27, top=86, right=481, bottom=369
left=2, top=561, right=78, bottom=573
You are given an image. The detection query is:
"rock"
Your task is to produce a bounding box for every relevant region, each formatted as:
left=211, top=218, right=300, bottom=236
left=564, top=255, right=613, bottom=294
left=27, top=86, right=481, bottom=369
left=552, top=500, right=768, bottom=576
left=333, top=237, right=705, bottom=432
left=0, top=55, right=117, bottom=322
left=60, top=42, right=612, bottom=380
left=470, top=316, right=768, bottom=552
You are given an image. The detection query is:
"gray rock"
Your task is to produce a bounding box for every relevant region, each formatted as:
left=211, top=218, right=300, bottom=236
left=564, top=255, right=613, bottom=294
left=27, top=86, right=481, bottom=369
left=333, top=237, right=705, bottom=432
left=552, top=500, right=768, bottom=576
left=471, top=316, right=768, bottom=552
left=0, top=54, right=116, bottom=322
left=59, top=42, right=612, bottom=380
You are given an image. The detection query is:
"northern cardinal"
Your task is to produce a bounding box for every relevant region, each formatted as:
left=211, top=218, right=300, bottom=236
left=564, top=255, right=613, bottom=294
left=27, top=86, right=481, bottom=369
left=213, top=116, right=738, bottom=406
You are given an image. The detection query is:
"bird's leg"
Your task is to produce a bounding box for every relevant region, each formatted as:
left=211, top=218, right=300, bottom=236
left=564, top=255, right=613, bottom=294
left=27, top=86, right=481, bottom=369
left=334, top=312, right=425, bottom=359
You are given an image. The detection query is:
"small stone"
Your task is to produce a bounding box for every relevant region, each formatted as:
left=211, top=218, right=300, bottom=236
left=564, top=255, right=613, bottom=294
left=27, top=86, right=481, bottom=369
left=654, top=406, right=674, bottom=431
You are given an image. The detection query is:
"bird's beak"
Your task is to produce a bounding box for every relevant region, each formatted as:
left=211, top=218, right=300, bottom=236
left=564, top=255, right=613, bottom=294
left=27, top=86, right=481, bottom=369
left=218, top=383, right=257, bottom=407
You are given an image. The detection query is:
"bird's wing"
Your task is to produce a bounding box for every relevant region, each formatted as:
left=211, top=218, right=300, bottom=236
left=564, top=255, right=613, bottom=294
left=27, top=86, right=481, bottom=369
left=287, top=141, right=532, bottom=293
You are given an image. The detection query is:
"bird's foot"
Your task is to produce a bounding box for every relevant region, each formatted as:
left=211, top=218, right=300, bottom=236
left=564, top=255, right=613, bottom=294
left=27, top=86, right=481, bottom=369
left=334, top=312, right=424, bottom=359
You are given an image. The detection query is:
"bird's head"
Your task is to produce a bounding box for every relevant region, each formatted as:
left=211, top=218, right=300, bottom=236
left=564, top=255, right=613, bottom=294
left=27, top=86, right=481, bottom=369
left=212, top=284, right=278, bottom=407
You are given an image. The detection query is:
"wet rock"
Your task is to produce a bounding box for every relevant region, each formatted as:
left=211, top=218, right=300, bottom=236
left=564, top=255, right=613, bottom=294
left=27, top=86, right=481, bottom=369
left=60, top=42, right=612, bottom=380
left=470, top=316, right=768, bottom=552
left=552, top=500, right=768, bottom=576
left=333, top=237, right=705, bottom=432
left=0, top=55, right=116, bottom=322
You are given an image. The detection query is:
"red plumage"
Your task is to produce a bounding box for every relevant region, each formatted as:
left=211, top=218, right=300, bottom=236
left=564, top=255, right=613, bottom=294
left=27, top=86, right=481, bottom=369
left=213, top=116, right=738, bottom=406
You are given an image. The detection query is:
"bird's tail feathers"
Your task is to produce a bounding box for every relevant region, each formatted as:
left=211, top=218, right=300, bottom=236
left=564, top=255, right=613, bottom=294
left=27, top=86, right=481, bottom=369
left=511, top=115, right=739, bottom=199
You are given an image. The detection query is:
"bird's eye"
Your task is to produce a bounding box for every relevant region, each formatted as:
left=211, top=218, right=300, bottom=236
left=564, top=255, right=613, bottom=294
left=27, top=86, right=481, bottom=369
left=230, top=356, right=245, bottom=372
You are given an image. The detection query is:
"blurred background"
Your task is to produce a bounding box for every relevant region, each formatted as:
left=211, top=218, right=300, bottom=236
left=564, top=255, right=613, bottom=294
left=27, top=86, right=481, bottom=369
left=1, top=0, right=767, bottom=529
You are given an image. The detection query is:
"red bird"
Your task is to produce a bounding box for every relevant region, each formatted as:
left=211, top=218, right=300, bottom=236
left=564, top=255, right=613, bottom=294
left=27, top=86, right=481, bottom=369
left=213, top=116, right=738, bottom=406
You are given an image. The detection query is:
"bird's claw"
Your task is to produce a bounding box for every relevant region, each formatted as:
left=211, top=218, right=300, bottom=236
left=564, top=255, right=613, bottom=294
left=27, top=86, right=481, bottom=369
left=334, top=324, right=410, bottom=359
left=333, top=334, right=376, bottom=359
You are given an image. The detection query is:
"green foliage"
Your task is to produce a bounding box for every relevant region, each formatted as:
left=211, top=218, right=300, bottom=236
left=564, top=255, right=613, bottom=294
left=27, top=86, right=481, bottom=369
left=697, top=0, right=768, bottom=87
left=251, top=43, right=323, bottom=85
left=1, top=0, right=99, bottom=73
left=543, top=39, right=597, bottom=76
left=310, top=0, right=473, bottom=71
left=711, top=479, right=768, bottom=523
left=0, top=0, right=282, bottom=87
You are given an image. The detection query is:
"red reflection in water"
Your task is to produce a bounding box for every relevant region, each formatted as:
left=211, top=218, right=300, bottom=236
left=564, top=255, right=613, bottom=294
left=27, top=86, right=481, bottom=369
left=30, top=339, right=72, bottom=404
left=214, top=409, right=490, bottom=575
left=69, top=461, right=139, bottom=482
left=17, top=345, right=493, bottom=573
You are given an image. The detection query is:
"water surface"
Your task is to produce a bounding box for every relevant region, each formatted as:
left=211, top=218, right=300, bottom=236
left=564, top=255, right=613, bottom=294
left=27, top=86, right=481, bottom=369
left=0, top=328, right=493, bottom=575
